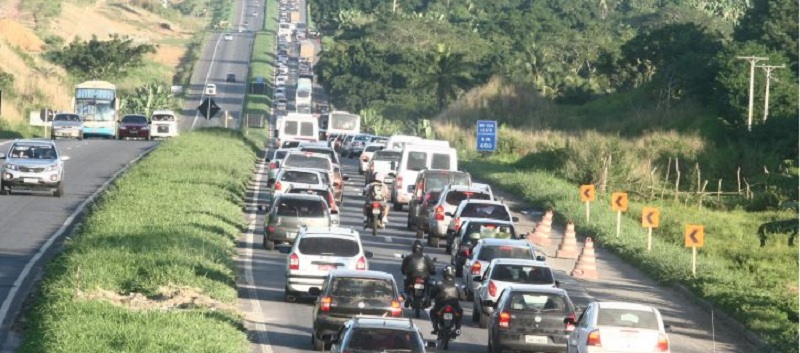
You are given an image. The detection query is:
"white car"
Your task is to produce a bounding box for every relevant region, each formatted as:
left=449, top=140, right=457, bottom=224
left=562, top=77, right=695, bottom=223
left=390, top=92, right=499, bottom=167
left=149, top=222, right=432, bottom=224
left=224, top=33, right=233, bottom=40
left=284, top=227, right=374, bottom=301
left=358, top=143, right=385, bottom=174
left=275, top=75, right=287, bottom=86
left=461, top=238, right=546, bottom=297
left=472, top=258, right=556, bottom=328
left=568, top=301, right=671, bottom=353
left=446, top=199, right=517, bottom=240
left=272, top=168, right=328, bottom=200
left=428, top=185, right=494, bottom=244
left=365, top=149, right=401, bottom=184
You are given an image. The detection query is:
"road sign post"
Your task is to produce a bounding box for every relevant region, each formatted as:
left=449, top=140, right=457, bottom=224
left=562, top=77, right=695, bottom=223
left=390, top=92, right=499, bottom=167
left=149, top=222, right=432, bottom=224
left=579, top=184, right=595, bottom=222
left=476, top=120, right=497, bottom=152
left=641, top=207, right=660, bottom=251
left=684, top=224, right=705, bottom=277
left=611, top=192, right=628, bottom=237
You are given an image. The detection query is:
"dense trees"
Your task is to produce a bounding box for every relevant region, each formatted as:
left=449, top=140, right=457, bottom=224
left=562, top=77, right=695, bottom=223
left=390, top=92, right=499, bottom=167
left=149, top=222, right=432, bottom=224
left=47, top=35, right=156, bottom=81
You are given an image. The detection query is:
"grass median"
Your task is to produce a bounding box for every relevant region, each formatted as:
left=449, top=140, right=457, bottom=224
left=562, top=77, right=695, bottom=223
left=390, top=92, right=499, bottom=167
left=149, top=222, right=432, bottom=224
left=244, top=0, right=278, bottom=118
left=458, top=155, right=798, bottom=352
left=19, top=129, right=256, bottom=353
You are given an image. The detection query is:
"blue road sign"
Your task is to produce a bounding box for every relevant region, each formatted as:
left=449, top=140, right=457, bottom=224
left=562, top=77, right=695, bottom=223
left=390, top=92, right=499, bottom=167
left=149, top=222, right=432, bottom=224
left=476, top=120, right=497, bottom=152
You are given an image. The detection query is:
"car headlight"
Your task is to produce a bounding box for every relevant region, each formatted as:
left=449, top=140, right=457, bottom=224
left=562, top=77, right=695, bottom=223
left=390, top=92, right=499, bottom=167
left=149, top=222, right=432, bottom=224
left=119, top=126, right=127, bottom=129
left=142, top=126, right=149, bottom=130
left=46, top=164, right=59, bottom=172
left=4, top=164, right=18, bottom=171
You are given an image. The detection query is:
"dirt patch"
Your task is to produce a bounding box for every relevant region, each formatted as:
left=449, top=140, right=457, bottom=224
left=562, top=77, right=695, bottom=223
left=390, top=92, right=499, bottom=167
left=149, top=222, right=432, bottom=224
left=151, top=45, right=186, bottom=68
left=80, top=285, right=236, bottom=312
left=0, top=19, right=44, bottom=52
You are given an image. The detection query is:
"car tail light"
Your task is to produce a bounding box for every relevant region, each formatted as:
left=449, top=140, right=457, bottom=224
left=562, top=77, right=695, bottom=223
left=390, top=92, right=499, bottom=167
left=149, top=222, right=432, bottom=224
left=289, top=253, right=299, bottom=270
left=444, top=306, right=453, bottom=313
left=565, top=312, right=576, bottom=332
left=274, top=181, right=282, bottom=191
left=267, top=226, right=276, bottom=233
left=390, top=300, right=402, bottom=316
left=396, top=176, right=403, bottom=188
left=454, top=217, right=461, bottom=231
left=498, top=311, right=510, bottom=328
left=587, top=329, right=601, bottom=346
left=435, top=205, right=444, bottom=221
left=321, top=296, right=332, bottom=312
left=656, top=333, right=669, bottom=352
left=488, top=280, right=497, bottom=297
left=356, top=256, right=366, bottom=270
left=269, top=162, right=277, bottom=169
left=471, top=262, right=481, bottom=275
left=372, top=202, right=381, bottom=208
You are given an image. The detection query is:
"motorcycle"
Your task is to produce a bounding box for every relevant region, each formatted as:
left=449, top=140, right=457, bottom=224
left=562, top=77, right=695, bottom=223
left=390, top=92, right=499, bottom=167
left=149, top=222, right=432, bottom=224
left=365, top=202, right=383, bottom=236
left=407, top=276, right=430, bottom=318
left=436, top=305, right=460, bottom=350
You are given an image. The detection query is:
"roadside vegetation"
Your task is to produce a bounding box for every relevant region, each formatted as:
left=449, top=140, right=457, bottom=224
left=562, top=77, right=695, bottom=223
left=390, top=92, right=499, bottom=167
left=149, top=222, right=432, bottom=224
left=18, top=129, right=254, bottom=353
left=309, top=0, right=798, bottom=350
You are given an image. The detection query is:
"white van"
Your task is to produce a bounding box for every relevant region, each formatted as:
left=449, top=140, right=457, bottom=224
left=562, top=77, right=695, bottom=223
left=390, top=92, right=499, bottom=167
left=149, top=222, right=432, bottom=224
left=390, top=144, right=458, bottom=210
left=277, top=113, right=318, bottom=146
left=150, top=110, right=179, bottom=139
left=385, top=135, right=422, bottom=151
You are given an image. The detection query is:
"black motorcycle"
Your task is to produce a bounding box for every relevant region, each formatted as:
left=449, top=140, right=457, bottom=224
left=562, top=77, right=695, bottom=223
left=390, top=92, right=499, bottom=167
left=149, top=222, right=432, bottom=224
left=407, top=276, right=430, bottom=318
left=364, top=201, right=383, bottom=236
left=435, top=305, right=460, bottom=350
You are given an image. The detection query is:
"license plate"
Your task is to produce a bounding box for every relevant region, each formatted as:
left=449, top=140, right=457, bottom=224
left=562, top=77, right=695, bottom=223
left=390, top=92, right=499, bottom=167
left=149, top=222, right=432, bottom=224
left=524, top=335, right=548, bottom=344
left=318, top=265, right=336, bottom=270
left=414, top=283, right=424, bottom=289
left=23, top=178, right=38, bottom=184
left=372, top=209, right=380, bottom=214
left=443, top=313, right=453, bottom=320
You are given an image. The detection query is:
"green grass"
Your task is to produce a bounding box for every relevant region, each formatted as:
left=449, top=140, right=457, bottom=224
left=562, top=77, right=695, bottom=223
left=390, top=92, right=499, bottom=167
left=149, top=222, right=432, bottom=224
left=244, top=0, right=278, bottom=118
left=457, top=153, right=798, bottom=352
left=19, top=129, right=257, bottom=353
left=306, top=2, right=316, bottom=31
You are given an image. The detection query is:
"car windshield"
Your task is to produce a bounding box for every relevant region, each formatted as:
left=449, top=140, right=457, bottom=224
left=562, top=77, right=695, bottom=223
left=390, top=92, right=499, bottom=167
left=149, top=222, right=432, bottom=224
left=122, top=115, right=148, bottom=124
left=491, top=264, right=553, bottom=285
left=374, top=151, right=401, bottom=161
left=55, top=114, right=80, bottom=122
left=460, top=203, right=510, bottom=220
left=298, top=237, right=359, bottom=256
left=9, top=145, right=57, bottom=160
left=280, top=170, right=320, bottom=184
left=597, top=308, right=659, bottom=330
left=276, top=198, right=326, bottom=217
left=426, top=172, right=470, bottom=191
left=508, top=293, right=568, bottom=313
left=345, top=328, right=423, bottom=353
left=330, top=278, right=394, bottom=301
left=478, top=245, right=533, bottom=261
left=283, top=154, right=332, bottom=170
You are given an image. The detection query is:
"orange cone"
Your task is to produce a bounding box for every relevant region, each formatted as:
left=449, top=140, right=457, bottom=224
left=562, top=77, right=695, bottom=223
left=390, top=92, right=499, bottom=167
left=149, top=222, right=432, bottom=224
left=540, top=210, right=553, bottom=232
left=571, top=237, right=598, bottom=280
left=556, top=222, right=579, bottom=258
left=528, top=223, right=551, bottom=247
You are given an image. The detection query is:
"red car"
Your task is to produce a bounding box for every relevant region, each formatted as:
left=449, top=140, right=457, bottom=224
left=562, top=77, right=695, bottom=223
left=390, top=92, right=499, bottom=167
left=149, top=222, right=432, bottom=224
left=118, top=114, right=151, bottom=140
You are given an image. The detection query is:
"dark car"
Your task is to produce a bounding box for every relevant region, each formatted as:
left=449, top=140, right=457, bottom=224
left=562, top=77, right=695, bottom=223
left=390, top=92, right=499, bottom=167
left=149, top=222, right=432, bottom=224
left=451, top=220, right=518, bottom=275
left=327, top=316, right=431, bottom=353
left=262, top=193, right=331, bottom=250
left=226, top=73, right=236, bottom=82
left=117, top=114, right=150, bottom=140
left=309, top=270, right=404, bottom=350
left=488, top=286, right=577, bottom=353
left=408, top=169, right=471, bottom=232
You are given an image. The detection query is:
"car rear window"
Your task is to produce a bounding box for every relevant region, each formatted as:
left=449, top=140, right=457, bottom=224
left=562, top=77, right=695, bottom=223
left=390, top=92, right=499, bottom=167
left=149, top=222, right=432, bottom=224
left=365, top=145, right=382, bottom=152
left=491, top=264, right=554, bottom=285
left=478, top=245, right=533, bottom=261
left=330, top=278, right=394, bottom=301
left=280, top=170, right=320, bottom=184
left=597, top=308, right=659, bottom=330
left=374, top=151, right=401, bottom=161
left=275, top=198, right=327, bottom=217
left=281, top=141, right=301, bottom=148
left=346, top=328, right=423, bottom=353
left=425, top=172, right=470, bottom=191
left=283, top=154, right=332, bottom=170
left=508, top=293, right=569, bottom=313
left=405, top=151, right=427, bottom=171
left=463, top=222, right=515, bottom=240
left=298, top=237, right=359, bottom=257
left=287, top=188, right=328, bottom=199
left=446, top=191, right=492, bottom=206
left=460, top=203, right=510, bottom=220
left=300, top=148, right=335, bottom=162
left=431, top=153, right=452, bottom=170
left=274, top=150, right=289, bottom=160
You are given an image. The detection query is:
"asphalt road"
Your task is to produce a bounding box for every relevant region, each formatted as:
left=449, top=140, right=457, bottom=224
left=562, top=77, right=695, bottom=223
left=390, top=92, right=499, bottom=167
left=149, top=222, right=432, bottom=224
left=0, top=139, right=157, bottom=350
left=178, top=0, right=263, bottom=131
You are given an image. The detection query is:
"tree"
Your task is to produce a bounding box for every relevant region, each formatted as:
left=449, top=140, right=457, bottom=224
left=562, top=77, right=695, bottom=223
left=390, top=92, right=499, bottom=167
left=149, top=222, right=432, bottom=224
left=121, top=82, right=175, bottom=117
left=48, top=35, right=156, bottom=80
left=418, top=44, right=474, bottom=110
left=734, top=0, right=798, bottom=74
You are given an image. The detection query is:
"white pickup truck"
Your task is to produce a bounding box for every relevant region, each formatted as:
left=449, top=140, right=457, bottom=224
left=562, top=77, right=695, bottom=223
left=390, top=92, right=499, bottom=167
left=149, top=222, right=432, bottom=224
left=365, top=149, right=402, bottom=184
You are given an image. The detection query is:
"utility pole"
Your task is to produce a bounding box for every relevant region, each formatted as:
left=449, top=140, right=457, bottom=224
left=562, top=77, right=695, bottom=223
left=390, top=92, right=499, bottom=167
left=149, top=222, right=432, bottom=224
left=737, top=56, right=769, bottom=131
left=757, top=64, right=785, bottom=123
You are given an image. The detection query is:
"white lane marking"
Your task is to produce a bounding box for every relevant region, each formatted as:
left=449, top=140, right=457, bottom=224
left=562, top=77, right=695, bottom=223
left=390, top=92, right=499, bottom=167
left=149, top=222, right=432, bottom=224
left=385, top=236, right=392, bottom=243
left=191, top=34, right=225, bottom=130
left=243, top=160, right=274, bottom=353
left=0, top=143, right=159, bottom=328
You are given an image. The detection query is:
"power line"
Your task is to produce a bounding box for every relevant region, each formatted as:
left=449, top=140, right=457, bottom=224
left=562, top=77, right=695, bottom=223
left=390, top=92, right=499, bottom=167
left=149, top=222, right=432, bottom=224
left=737, top=56, right=769, bottom=131
left=756, top=65, right=785, bottom=123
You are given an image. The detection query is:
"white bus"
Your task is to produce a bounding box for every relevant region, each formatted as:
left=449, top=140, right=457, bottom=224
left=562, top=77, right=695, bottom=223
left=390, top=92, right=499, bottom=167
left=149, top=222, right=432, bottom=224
left=326, top=111, right=360, bottom=136
left=276, top=113, right=319, bottom=146
left=74, top=80, right=119, bottom=139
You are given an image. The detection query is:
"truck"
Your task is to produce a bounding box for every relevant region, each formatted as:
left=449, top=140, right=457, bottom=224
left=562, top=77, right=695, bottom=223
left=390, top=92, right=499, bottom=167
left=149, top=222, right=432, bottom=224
left=300, top=40, right=315, bottom=63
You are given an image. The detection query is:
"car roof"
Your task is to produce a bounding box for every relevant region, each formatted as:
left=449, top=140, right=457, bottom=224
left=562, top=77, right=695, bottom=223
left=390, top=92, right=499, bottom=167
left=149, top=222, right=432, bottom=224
left=302, top=226, right=360, bottom=237
left=446, top=185, right=489, bottom=192
left=275, top=193, right=325, bottom=201
left=459, top=199, right=506, bottom=206
left=279, top=168, right=326, bottom=175
left=488, top=258, right=548, bottom=267
left=346, top=316, right=418, bottom=331
left=596, top=301, right=657, bottom=312
left=504, top=285, right=567, bottom=296
left=286, top=151, right=330, bottom=159
left=462, top=218, right=514, bottom=226
left=329, top=269, right=395, bottom=281
left=477, top=238, right=531, bottom=247
left=13, top=139, right=54, bottom=146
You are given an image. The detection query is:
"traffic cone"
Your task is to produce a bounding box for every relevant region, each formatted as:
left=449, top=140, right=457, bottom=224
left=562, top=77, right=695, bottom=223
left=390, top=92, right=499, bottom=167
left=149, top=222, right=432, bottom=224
left=540, top=210, right=553, bottom=233
left=555, top=222, right=579, bottom=258
left=571, top=237, right=598, bottom=280
left=527, top=223, right=551, bottom=247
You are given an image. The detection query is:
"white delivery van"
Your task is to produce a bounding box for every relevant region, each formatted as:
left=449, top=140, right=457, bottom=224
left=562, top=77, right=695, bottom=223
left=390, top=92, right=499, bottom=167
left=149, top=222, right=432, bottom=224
left=390, top=144, right=458, bottom=211
left=385, top=135, right=422, bottom=150
left=277, top=113, right=319, bottom=146
left=150, top=110, right=179, bottom=139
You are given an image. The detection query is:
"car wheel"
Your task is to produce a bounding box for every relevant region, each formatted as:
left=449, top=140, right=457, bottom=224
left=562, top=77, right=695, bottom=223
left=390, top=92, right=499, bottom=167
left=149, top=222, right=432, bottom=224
left=479, top=310, right=489, bottom=329
left=54, top=182, right=64, bottom=198
left=312, top=332, right=325, bottom=351
left=283, top=285, right=297, bottom=303
left=472, top=302, right=480, bottom=323
left=488, top=331, right=502, bottom=353
left=429, top=235, right=440, bottom=248
left=264, top=239, right=275, bottom=250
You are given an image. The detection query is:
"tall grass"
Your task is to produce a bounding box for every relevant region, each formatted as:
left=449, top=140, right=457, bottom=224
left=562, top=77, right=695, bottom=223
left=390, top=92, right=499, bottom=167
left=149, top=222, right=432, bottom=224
left=18, top=129, right=256, bottom=353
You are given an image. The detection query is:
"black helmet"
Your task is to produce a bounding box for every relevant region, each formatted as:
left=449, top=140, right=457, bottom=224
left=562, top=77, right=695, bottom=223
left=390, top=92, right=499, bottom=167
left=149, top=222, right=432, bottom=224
left=442, top=265, right=456, bottom=279
left=412, top=240, right=424, bottom=254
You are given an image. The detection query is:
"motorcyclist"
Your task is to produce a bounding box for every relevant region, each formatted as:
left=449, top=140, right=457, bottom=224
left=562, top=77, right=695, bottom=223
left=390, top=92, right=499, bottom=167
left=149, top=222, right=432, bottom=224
left=401, top=240, right=436, bottom=306
left=429, top=265, right=466, bottom=336
left=362, top=171, right=390, bottom=228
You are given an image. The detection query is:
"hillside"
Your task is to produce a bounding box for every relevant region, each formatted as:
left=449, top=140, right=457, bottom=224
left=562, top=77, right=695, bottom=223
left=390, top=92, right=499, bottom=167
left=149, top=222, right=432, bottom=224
left=0, top=0, right=197, bottom=124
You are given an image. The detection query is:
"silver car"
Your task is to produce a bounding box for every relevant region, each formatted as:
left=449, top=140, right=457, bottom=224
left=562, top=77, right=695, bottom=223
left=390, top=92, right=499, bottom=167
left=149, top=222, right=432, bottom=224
left=51, top=113, right=83, bottom=140
left=266, top=148, right=293, bottom=186
left=263, top=193, right=332, bottom=250
left=461, top=239, right=546, bottom=298
left=0, top=139, right=70, bottom=197
left=272, top=168, right=328, bottom=200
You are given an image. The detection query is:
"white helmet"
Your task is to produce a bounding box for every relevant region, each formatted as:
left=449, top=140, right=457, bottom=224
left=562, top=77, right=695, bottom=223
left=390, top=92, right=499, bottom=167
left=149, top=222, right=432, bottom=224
left=373, top=172, right=385, bottom=182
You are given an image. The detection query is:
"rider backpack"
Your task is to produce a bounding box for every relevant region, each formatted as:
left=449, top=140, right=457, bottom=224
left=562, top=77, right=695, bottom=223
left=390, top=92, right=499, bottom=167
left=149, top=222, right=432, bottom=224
left=371, top=183, right=385, bottom=201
